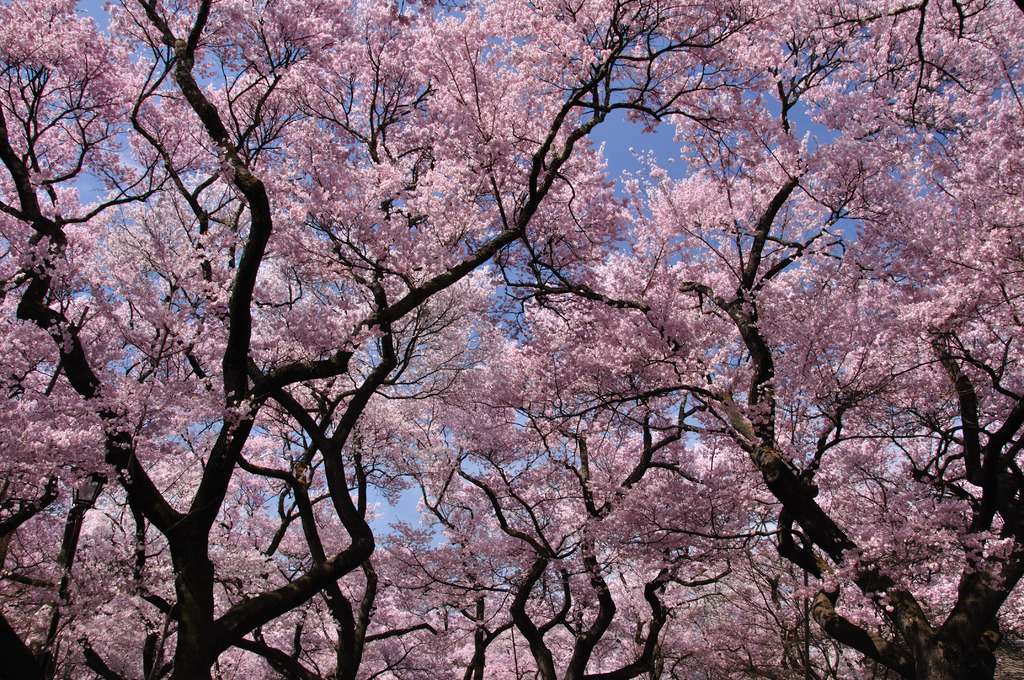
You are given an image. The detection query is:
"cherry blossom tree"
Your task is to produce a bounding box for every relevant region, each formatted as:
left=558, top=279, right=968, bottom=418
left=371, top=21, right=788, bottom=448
left=392, top=349, right=739, bottom=680
left=0, top=0, right=759, bottom=678
left=499, top=1, right=1024, bottom=679
left=3, top=0, right=1024, bottom=679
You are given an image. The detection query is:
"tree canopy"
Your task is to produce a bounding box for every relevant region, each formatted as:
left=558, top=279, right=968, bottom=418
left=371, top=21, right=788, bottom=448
left=1, top=1, right=1023, bottom=679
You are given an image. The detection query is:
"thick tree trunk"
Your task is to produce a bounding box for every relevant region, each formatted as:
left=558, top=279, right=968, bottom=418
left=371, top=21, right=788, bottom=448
left=0, top=611, right=44, bottom=680
left=170, top=539, right=216, bottom=680
left=913, top=636, right=998, bottom=680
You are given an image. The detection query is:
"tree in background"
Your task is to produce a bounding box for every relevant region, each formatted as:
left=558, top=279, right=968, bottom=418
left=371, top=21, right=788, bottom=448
left=2, top=1, right=1024, bottom=680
